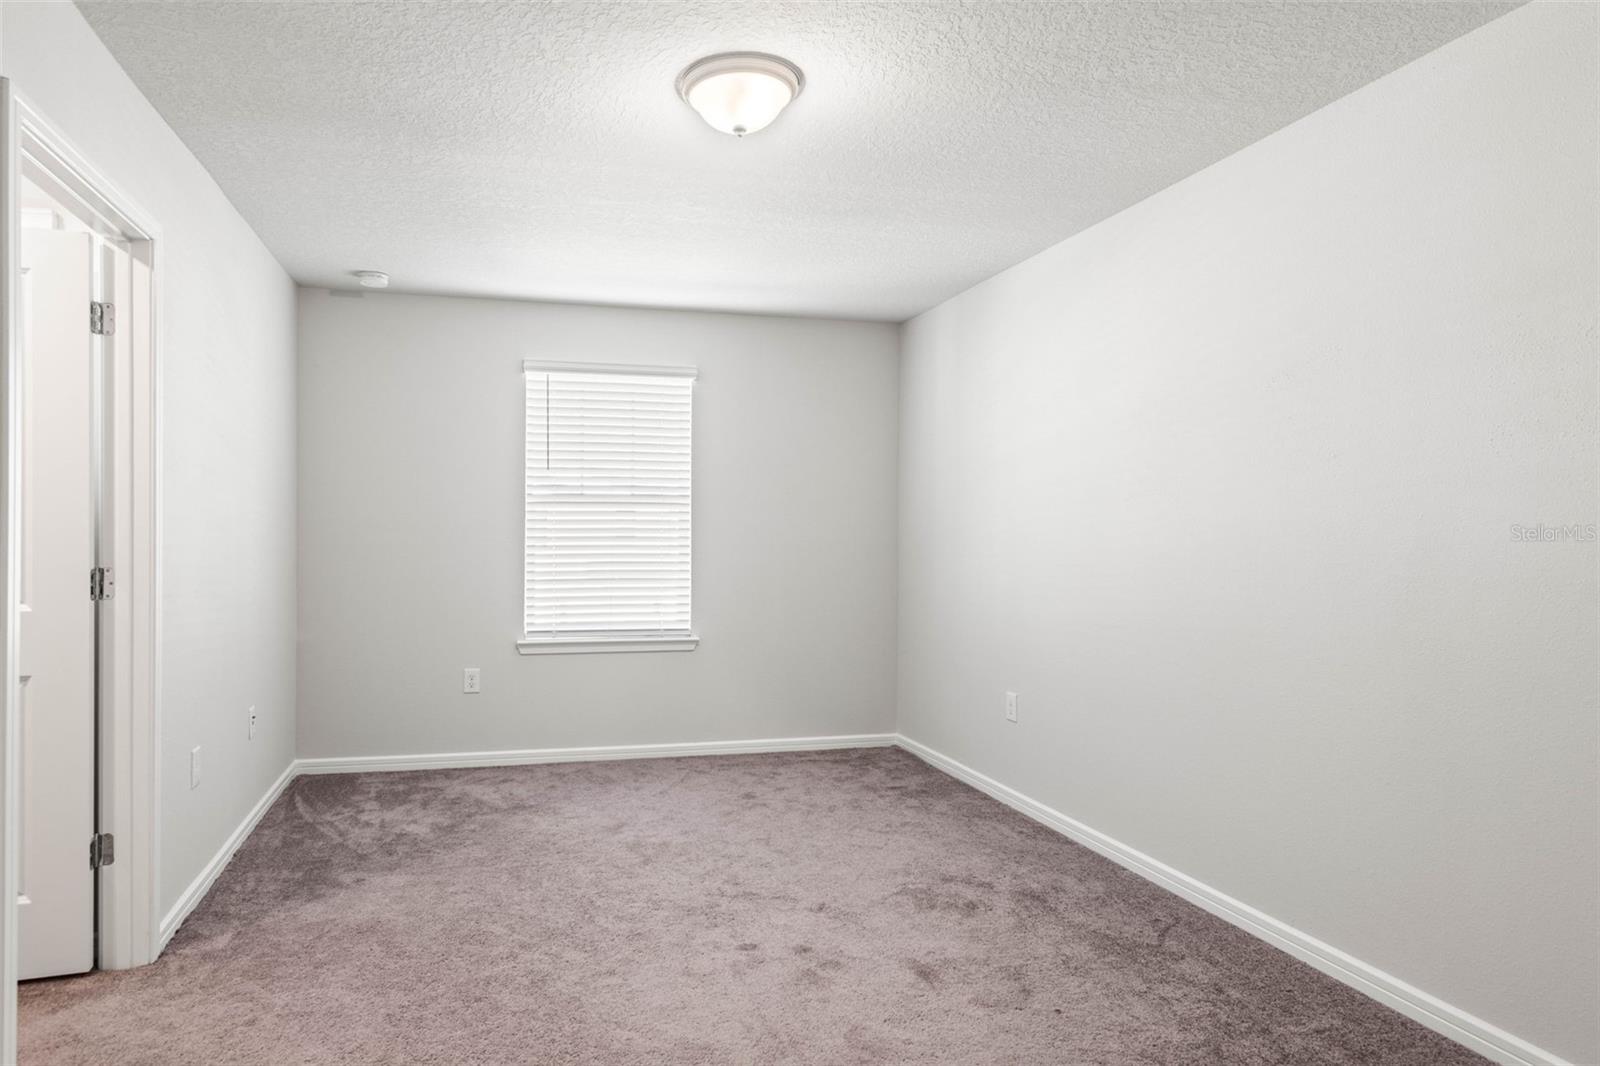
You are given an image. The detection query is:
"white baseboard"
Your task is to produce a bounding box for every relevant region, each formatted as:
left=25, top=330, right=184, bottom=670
left=156, top=759, right=297, bottom=952
left=893, top=735, right=1570, bottom=1066
left=294, top=732, right=897, bottom=776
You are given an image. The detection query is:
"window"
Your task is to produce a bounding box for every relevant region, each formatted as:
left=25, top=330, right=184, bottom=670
left=518, top=361, right=697, bottom=653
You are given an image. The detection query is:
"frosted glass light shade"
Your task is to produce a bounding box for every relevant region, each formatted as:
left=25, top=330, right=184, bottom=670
left=677, top=53, right=804, bottom=137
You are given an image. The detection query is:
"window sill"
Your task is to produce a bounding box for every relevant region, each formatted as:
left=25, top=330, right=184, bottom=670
left=516, top=635, right=700, bottom=656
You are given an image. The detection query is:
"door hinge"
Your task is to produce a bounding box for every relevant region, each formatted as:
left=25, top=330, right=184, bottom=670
left=90, top=566, right=114, bottom=601
left=90, top=301, right=115, bottom=336
left=89, top=833, right=114, bottom=870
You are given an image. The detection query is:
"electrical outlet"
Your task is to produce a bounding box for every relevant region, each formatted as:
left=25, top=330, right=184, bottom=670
left=463, top=667, right=481, bottom=694
left=1005, top=691, right=1018, bottom=723
left=248, top=706, right=258, bottom=741
left=189, top=746, right=202, bottom=789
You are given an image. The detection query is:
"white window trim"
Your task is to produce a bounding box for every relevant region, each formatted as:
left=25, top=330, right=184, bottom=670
left=516, top=635, right=700, bottom=656
left=521, top=359, right=698, bottom=378
left=519, top=360, right=699, bottom=655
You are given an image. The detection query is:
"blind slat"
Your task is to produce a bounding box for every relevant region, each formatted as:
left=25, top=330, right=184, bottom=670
left=524, top=367, right=694, bottom=639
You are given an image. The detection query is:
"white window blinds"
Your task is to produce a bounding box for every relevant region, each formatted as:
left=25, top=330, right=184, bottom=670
left=522, top=361, right=696, bottom=645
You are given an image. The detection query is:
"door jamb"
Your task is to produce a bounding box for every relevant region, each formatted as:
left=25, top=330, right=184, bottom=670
left=4, top=90, right=162, bottom=998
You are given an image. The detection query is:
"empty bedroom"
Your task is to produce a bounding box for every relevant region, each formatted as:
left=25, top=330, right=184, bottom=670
left=0, top=1, right=1592, bottom=1064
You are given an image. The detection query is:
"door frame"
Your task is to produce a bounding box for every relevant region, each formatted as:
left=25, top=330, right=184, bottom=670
left=0, top=80, right=162, bottom=1049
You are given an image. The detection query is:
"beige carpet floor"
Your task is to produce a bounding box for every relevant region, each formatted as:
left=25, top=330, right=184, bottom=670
left=20, top=748, right=1483, bottom=1064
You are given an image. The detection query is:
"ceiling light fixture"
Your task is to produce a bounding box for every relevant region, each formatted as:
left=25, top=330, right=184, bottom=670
left=676, top=52, right=804, bottom=138
left=352, top=270, right=389, bottom=288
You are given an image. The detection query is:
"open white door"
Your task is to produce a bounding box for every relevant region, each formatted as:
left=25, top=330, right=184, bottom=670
left=5, top=96, right=165, bottom=989
left=15, top=227, right=95, bottom=980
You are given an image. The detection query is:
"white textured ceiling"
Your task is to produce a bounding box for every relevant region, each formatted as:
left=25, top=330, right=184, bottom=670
left=78, top=1, right=1514, bottom=321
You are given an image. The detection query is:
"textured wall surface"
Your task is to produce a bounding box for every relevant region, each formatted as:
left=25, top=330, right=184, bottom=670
left=2, top=3, right=299, bottom=917
left=77, top=1, right=1513, bottom=320
left=898, top=3, right=1596, bottom=1061
left=297, top=290, right=898, bottom=757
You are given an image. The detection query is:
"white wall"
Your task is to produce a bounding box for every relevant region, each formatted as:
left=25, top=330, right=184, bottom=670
left=297, top=290, right=897, bottom=757
left=897, top=4, right=1596, bottom=1062
left=1, top=4, right=297, bottom=918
